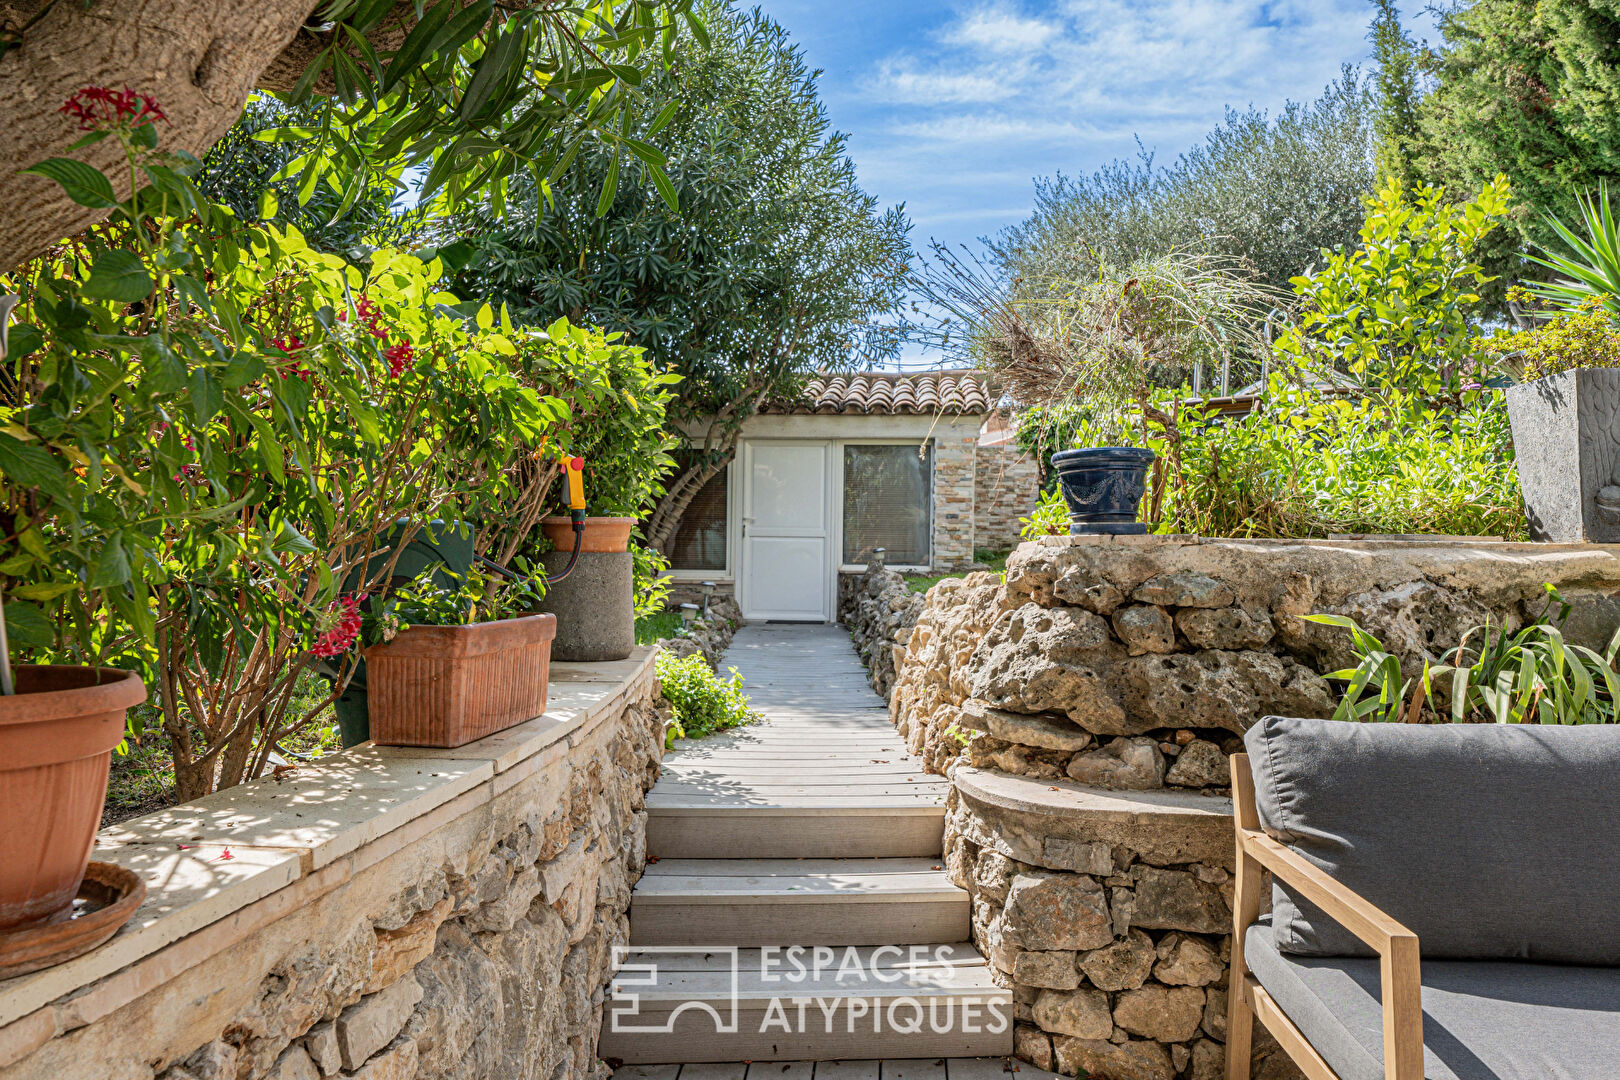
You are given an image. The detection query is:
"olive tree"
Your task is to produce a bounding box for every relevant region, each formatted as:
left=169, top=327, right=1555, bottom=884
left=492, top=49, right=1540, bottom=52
left=995, top=70, right=1375, bottom=297
left=447, top=2, right=912, bottom=551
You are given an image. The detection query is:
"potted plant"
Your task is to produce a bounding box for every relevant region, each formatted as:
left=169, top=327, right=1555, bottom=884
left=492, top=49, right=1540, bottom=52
left=361, top=563, right=557, bottom=747
left=1501, top=184, right=1620, bottom=542
left=924, top=252, right=1274, bottom=534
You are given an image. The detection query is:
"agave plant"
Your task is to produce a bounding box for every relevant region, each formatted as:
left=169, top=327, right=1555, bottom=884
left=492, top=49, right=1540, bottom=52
left=1526, top=182, right=1620, bottom=318
left=1307, top=586, right=1620, bottom=725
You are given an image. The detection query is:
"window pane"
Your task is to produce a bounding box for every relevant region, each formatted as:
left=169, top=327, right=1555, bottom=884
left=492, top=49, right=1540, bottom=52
left=670, top=468, right=728, bottom=571
left=844, top=444, right=931, bottom=565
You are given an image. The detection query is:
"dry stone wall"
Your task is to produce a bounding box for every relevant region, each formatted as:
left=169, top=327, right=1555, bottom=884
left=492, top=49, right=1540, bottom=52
left=879, top=535, right=1620, bottom=1080
left=841, top=558, right=925, bottom=699
left=0, top=654, right=666, bottom=1080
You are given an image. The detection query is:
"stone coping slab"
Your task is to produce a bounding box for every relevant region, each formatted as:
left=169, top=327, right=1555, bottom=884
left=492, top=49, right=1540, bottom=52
left=1026, top=534, right=1618, bottom=553
left=0, top=647, right=657, bottom=1043
left=952, top=766, right=1235, bottom=871
left=954, top=766, right=1233, bottom=823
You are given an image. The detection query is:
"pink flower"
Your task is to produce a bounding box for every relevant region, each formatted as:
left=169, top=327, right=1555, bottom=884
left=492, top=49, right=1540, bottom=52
left=384, top=342, right=413, bottom=378
left=310, top=594, right=364, bottom=658
left=61, top=85, right=166, bottom=132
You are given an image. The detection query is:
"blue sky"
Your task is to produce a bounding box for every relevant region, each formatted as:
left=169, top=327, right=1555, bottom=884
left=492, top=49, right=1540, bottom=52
left=752, top=0, right=1433, bottom=368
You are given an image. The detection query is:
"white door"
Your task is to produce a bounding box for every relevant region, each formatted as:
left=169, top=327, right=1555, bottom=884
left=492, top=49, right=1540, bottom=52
left=740, top=441, right=830, bottom=621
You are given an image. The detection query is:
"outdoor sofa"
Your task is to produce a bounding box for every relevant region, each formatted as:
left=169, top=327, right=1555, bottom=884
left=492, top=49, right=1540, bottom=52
left=1228, top=716, right=1620, bottom=1080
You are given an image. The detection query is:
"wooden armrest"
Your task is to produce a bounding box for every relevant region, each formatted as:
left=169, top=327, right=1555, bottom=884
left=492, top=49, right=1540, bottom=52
left=1241, top=832, right=1419, bottom=954
left=1230, top=752, right=1423, bottom=1080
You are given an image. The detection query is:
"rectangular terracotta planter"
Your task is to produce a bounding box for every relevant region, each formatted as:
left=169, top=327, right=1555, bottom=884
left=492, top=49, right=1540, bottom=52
left=364, top=613, right=557, bottom=747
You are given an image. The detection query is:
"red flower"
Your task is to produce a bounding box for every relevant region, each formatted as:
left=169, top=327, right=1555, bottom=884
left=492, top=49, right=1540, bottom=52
left=61, top=85, right=166, bottom=132
left=384, top=342, right=414, bottom=378
left=310, top=594, right=364, bottom=659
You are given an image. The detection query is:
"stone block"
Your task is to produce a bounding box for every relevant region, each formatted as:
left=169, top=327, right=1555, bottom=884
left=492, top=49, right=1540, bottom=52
left=1077, top=929, right=1155, bottom=991
left=364, top=898, right=452, bottom=993
left=1041, top=837, right=1113, bottom=876
left=1175, top=606, right=1275, bottom=649
left=1153, top=932, right=1224, bottom=986
left=336, top=976, right=423, bottom=1071
left=349, top=1038, right=418, bottom=1080
left=1164, top=739, right=1229, bottom=788
left=1052, top=1035, right=1174, bottom=1080
left=1130, top=866, right=1231, bottom=934
left=1113, top=984, right=1205, bottom=1042
left=961, top=698, right=1094, bottom=751
left=1013, top=950, right=1080, bottom=990
left=1013, top=1023, right=1055, bottom=1071
left=1003, top=871, right=1114, bottom=951
left=265, top=1045, right=319, bottom=1080
left=1066, top=737, right=1165, bottom=790
left=1113, top=605, right=1177, bottom=656
left=302, top=1021, right=340, bottom=1075
left=1032, top=987, right=1112, bottom=1039
left=1131, top=572, right=1234, bottom=609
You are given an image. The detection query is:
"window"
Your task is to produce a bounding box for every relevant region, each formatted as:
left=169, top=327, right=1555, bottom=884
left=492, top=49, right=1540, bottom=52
left=843, top=443, right=931, bottom=566
left=669, top=467, right=728, bottom=571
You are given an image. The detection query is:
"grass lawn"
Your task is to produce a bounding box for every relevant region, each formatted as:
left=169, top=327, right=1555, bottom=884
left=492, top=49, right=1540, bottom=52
left=903, top=548, right=1012, bottom=594
left=635, top=610, right=685, bottom=645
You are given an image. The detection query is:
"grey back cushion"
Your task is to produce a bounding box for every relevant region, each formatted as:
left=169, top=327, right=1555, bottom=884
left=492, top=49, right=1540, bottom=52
left=1244, top=715, right=1620, bottom=962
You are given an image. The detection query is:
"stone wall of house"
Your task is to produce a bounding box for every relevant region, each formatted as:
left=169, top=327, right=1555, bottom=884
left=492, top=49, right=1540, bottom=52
left=0, top=653, right=665, bottom=1080
left=974, top=445, right=1040, bottom=554
left=934, top=428, right=981, bottom=571
left=876, top=534, right=1620, bottom=1080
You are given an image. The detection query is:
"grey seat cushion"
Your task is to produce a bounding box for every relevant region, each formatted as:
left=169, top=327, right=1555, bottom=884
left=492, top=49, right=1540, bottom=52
left=1245, top=919, right=1620, bottom=1080
left=1244, top=715, right=1620, bottom=961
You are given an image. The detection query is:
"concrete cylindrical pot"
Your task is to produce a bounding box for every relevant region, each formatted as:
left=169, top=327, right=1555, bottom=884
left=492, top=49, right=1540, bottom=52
left=0, top=666, right=146, bottom=930
left=1051, top=447, right=1156, bottom=535
left=1505, top=368, right=1620, bottom=542
left=538, top=550, right=635, bottom=661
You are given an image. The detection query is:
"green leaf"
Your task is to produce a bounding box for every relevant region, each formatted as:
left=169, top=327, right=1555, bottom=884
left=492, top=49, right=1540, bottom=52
left=190, top=367, right=224, bottom=423
left=88, top=533, right=131, bottom=589
left=22, top=158, right=117, bottom=208
left=382, top=0, right=455, bottom=93
left=0, top=431, right=71, bottom=501
left=1, top=598, right=54, bottom=650
left=82, top=249, right=154, bottom=303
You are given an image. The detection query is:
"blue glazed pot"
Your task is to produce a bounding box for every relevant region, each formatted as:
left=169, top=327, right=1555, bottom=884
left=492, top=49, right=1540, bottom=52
left=1050, top=447, right=1156, bottom=535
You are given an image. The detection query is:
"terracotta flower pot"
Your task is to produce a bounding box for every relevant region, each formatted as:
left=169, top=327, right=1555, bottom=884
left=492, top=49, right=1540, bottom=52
left=364, top=614, right=557, bottom=747
left=0, top=666, right=146, bottom=930
left=540, top=515, right=636, bottom=554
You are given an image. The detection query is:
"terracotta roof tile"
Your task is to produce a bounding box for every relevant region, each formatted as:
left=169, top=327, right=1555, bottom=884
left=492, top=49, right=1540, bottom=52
left=764, top=370, right=993, bottom=416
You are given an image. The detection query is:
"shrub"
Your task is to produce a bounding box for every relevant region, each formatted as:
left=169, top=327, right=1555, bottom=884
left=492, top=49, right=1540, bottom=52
left=1149, top=383, right=1524, bottom=540
left=1490, top=293, right=1620, bottom=381
left=655, top=651, right=759, bottom=745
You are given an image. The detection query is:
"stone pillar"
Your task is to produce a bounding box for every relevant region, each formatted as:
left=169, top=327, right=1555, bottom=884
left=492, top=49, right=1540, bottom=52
left=932, top=424, right=979, bottom=571
left=974, top=443, right=1040, bottom=552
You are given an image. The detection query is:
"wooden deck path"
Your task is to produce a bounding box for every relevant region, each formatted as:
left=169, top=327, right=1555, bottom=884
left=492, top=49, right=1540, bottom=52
left=614, top=1057, right=1062, bottom=1080
left=600, top=623, right=1013, bottom=1065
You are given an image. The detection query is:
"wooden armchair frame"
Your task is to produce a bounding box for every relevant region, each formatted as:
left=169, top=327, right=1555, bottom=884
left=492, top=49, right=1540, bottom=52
left=1227, top=753, right=1425, bottom=1080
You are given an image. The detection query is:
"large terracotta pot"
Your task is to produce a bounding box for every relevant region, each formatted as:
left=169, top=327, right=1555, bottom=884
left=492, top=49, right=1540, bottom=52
left=0, top=666, right=146, bottom=930
left=540, top=515, right=636, bottom=554
left=364, top=613, right=557, bottom=748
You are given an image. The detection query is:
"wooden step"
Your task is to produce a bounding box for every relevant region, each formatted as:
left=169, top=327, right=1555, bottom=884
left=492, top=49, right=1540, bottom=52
left=645, top=804, right=945, bottom=860
left=629, top=859, right=968, bottom=947
left=598, top=945, right=1013, bottom=1063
